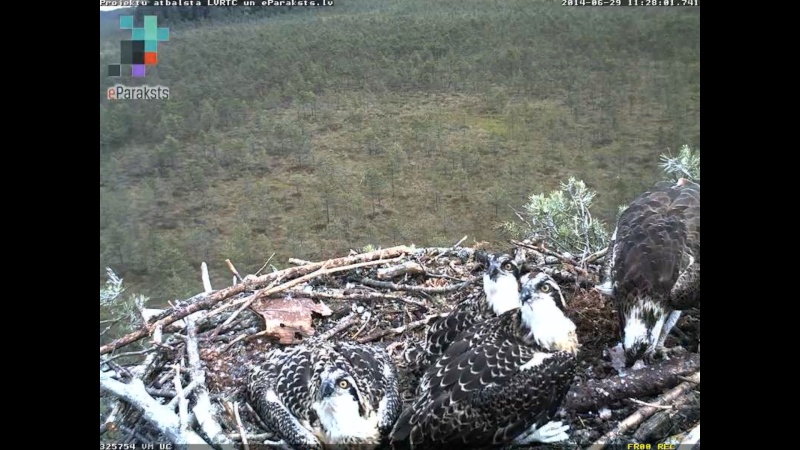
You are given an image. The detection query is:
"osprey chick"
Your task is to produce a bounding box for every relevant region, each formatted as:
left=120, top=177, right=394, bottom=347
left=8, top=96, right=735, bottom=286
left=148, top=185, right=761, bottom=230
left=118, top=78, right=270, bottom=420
left=598, top=178, right=700, bottom=366
left=402, top=252, right=528, bottom=373
left=247, top=340, right=402, bottom=450
left=390, top=271, right=578, bottom=450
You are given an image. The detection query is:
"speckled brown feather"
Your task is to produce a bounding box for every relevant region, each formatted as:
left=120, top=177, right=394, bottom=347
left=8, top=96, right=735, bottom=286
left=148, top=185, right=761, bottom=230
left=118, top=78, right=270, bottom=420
left=403, top=254, right=525, bottom=374
left=610, top=180, right=700, bottom=314
left=248, top=341, right=402, bottom=449
left=391, top=309, right=577, bottom=450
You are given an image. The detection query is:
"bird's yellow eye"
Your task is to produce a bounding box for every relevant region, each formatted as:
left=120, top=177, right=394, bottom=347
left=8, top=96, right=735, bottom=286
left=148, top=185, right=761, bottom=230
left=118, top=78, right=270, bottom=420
left=338, top=380, right=350, bottom=389
left=502, top=262, right=514, bottom=271
left=540, top=284, right=551, bottom=293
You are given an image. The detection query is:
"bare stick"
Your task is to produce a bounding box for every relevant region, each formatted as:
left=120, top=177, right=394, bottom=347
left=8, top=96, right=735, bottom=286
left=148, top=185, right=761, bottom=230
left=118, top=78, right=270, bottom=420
left=255, top=252, right=276, bottom=276
left=629, top=398, right=674, bottom=410
left=201, top=262, right=213, bottom=293
left=283, top=289, right=426, bottom=308
left=172, top=365, right=189, bottom=431
left=316, top=313, right=360, bottom=341
left=358, top=278, right=473, bottom=294
left=435, top=235, right=468, bottom=259
left=288, top=258, right=312, bottom=266
left=355, top=313, right=448, bottom=344
left=100, top=246, right=415, bottom=355
left=101, top=348, right=155, bottom=364
left=226, top=259, right=244, bottom=283
left=233, top=402, right=250, bottom=450
left=185, top=316, right=232, bottom=444
left=376, top=261, right=425, bottom=280
left=587, top=371, right=700, bottom=450
left=580, top=246, right=608, bottom=265
left=564, top=353, right=700, bottom=413
left=633, top=391, right=698, bottom=442
left=100, top=370, right=207, bottom=445
left=510, top=240, right=592, bottom=276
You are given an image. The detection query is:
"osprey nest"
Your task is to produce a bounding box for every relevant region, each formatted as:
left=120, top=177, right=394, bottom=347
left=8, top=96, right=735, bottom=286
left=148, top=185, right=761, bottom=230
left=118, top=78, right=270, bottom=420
left=100, top=240, right=700, bottom=449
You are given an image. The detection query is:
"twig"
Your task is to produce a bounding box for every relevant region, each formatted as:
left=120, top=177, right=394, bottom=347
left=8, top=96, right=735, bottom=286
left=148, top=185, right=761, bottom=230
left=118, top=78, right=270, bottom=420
left=229, top=433, right=274, bottom=441
left=172, top=365, right=189, bottom=431
left=316, top=313, right=360, bottom=341
left=100, top=370, right=207, bottom=445
left=356, top=313, right=448, bottom=343
left=352, top=314, right=371, bottom=339
left=284, top=289, right=427, bottom=308
left=233, top=402, right=250, bottom=450
left=100, top=245, right=414, bottom=355
left=201, top=262, right=213, bottom=293
left=288, top=258, right=312, bottom=266
left=435, top=235, right=468, bottom=259
left=186, top=316, right=232, bottom=444
left=255, top=252, right=276, bottom=276
left=587, top=371, right=700, bottom=450
left=629, top=398, right=674, bottom=410
left=102, top=348, right=155, bottom=364
left=226, top=259, right=244, bottom=283
left=580, top=246, right=608, bottom=265
left=358, top=277, right=473, bottom=294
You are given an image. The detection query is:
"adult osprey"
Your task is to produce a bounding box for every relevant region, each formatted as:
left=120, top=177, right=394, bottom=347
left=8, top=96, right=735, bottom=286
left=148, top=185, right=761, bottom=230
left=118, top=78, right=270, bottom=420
left=598, top=178, right=700, bottom=366
left=247, top=340, right=402, bottom=449
left=390, top=271, right=579, bottom=449
left=402, top=252, right=529, bottom=373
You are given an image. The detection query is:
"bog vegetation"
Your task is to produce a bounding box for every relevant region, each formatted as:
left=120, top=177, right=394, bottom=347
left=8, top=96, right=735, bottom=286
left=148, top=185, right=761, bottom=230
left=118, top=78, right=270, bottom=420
left=99, top=0, right=700, bottom=305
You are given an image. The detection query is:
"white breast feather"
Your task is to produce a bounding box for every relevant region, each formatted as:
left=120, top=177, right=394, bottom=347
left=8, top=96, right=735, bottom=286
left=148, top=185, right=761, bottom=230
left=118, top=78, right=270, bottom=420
left=522, top=298, right=577, bottom=353
left=313, top=397, right=379, bottom=444
left=483, top=273, right=521, bottom=315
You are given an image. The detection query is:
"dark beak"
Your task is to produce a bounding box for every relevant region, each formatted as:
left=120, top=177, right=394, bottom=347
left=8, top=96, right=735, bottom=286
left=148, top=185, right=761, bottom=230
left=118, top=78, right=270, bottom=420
left=519, top=286, right=532, bottom=304
left=321, top=379, right=334, bottom=398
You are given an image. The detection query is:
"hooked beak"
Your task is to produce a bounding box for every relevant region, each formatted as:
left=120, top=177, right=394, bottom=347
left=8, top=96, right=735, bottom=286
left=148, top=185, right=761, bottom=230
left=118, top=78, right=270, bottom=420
left=519, top=286, right=532, bottom=304
left=320, top=379, right=335, bottom=399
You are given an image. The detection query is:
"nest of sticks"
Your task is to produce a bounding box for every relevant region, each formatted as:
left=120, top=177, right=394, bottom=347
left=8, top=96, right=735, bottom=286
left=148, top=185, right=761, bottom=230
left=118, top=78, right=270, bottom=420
left=99, top=240, right=700, bottom=449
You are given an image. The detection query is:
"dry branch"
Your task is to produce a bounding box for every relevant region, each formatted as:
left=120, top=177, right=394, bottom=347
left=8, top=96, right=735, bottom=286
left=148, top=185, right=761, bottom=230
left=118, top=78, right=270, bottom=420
left=587, top=371, right=700, bottom=449
left=99, top=370, right=207, bottom=445
left=355, top=313, right=448, bottom=344
left=358, top=277, right=473, bottom=294
left=376, top=261, right=425, bottom=280
left=283, top=289, right=427, bottom=308
left=564, top=353, right=700, bottom=413
left=632, top=391, right=698, bottom=442
left=316, top=313, right=360, bottom=341
left=100, top=245, right=414, bottom=355
left=185, top=316, right=231, bottom=444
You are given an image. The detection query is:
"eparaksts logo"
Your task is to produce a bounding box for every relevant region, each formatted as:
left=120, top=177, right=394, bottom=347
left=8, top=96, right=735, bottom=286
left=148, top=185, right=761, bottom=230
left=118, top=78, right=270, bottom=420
left=107, top=84, right=170, bottom=100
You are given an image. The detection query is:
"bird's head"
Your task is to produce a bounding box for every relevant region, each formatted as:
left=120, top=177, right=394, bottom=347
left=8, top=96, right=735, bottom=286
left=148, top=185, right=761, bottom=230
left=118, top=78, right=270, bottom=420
left=519, top=271, right=578, bottom=353
left=318, top=366, right=362, bottom=407
left=313, top=365, right=382, bottom=445
left=619, top=296, right=668, bottom=367
left=483, top=253, right=525, bottom=315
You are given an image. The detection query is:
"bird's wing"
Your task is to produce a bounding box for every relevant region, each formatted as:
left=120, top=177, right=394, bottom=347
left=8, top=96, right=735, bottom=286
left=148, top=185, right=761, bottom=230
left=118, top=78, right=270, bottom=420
left=247, top=345, right=322, bottom=448
left=422, top=292, right=489, bottom=364
left=394, top=313, right=573, bottom=448
left=613, top=186, right=689, bottom=302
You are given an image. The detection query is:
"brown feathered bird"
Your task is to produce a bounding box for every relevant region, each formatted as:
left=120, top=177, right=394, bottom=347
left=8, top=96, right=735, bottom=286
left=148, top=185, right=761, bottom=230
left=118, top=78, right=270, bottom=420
left=390, top=271, right=579, bottom=450
left=598, top=178, right=700, bottom=366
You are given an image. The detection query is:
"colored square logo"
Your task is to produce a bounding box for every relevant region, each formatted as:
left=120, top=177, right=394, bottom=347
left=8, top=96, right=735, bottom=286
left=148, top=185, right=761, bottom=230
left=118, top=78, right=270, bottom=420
left=144, top=52, right=158, bottom=65
left=120, top=15, right=133, bottom=29
left=107, top=15, right=169, bottom=78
